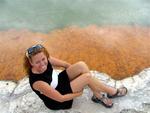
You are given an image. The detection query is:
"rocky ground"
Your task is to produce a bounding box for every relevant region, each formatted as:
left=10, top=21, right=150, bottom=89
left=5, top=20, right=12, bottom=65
left=0, top=69, right=150, bottom=113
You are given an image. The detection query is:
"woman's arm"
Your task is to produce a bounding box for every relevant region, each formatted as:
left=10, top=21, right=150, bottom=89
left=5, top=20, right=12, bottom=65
left=49, top=56, right=71, bottom=69
left=33, top=81, right=82, bottom=102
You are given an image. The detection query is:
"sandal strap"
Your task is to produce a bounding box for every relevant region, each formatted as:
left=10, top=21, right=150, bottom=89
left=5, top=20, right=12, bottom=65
left=91, top=95, right=113, bottom=108
left=117, top=87, right=128, bottom=96
left=107, top=87, right=127, bottom=98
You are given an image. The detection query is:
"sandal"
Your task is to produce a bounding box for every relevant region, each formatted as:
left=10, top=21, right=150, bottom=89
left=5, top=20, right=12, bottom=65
left=107, top=87, right=128, bottom=98
left=91, top=94, right=113, bottom=108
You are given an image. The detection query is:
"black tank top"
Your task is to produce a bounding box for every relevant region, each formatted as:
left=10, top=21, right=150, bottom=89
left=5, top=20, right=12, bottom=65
left=29, top=61, right=73, bottom=110
left=29, top=61, right=53, bottom=102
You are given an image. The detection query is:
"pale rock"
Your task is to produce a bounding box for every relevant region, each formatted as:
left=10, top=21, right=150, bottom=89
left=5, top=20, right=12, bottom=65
left=0, top=69, right=150, bottom=113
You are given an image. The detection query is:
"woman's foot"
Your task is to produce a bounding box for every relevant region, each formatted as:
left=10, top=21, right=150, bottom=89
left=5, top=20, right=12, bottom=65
left=107, top=87, right=128, bottom=98
left=91, top=94, right=113, bottom=108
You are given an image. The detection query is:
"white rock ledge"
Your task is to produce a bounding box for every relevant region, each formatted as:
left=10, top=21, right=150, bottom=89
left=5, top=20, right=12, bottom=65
left=0, top=69, right=150, bottom=113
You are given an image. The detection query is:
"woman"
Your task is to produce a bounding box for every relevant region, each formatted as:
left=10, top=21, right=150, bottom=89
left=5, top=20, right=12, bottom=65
left=24, top=44, right=127, bottom=110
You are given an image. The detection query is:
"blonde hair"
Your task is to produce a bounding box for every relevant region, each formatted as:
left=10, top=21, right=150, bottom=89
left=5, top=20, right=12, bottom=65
left=23, top=45, right=50, bottom=74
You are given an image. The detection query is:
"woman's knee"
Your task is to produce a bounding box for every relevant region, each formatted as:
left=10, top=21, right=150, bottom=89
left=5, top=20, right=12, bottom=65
left=77, top=61, right=87, bottom=67
left=76, top=61, right=89, bottom=72
left=67, top=61, right=89, bottom=76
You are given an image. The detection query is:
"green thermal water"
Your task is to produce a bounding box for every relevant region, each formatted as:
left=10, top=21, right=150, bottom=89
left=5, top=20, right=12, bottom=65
left=0, top=0, right=150, bottom=32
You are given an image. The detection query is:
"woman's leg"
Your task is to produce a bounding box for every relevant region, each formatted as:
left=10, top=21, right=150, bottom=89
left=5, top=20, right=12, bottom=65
left=66, top=61, right=89, bottom=81
left=70, top=73, right=113, bottom=105
left=67, top=61, right=117, bottom=95
left=70, top=72, right=116, bottom=96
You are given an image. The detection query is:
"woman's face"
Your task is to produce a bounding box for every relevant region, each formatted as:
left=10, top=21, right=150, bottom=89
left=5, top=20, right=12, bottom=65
left=30, top=52, right=48, bottom=73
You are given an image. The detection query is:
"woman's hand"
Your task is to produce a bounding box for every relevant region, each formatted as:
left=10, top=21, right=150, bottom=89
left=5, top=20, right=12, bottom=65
left=61, top=91, right=83, bottom=102
left=74, top=91, right=83, bottom=97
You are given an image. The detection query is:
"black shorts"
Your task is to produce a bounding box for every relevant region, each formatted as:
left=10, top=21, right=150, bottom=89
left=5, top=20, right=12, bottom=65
left=44, top=70, right=73, bottom=110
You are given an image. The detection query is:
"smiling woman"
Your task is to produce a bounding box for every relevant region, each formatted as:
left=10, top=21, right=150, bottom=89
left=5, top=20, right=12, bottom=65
left=24, top=44, right=127, bottom=110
